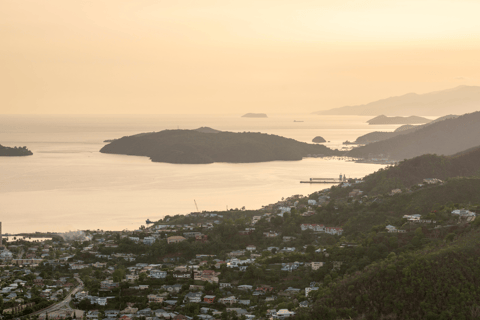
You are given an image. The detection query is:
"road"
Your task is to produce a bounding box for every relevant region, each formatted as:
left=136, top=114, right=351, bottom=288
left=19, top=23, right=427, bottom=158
left=24, top=277, right=84, bottom=318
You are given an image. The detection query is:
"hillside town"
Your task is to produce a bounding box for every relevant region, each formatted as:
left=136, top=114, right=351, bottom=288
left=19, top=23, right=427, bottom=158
left=1, top=177, right=477, bottom=320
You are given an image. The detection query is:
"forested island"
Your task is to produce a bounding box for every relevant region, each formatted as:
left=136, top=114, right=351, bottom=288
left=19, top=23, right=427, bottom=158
left=312, top=136, right=326, bottom=143
left=0, top=144, right=33, bottom=156
left=241, top=113, right=268, bottom=118
left=100, top=129, right=342, bottom=164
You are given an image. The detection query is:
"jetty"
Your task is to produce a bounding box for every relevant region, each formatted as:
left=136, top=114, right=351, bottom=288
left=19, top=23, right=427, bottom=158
left=300, top=174, right=347, bottom=184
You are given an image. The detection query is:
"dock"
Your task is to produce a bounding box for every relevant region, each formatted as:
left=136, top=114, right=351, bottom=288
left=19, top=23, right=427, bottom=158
left=300, top=176, right=346, bottom=184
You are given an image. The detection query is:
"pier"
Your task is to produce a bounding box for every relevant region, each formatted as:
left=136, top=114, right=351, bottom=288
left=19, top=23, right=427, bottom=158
left=300, top=174, right=347, bottom=184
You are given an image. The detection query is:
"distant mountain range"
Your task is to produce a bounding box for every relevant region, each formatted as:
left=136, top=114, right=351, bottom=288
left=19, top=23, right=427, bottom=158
left=100, top=128, right=342, bottom=164
left=348, top=111, right=480, bottom=160
left=314, top=85, right=480, bottom=116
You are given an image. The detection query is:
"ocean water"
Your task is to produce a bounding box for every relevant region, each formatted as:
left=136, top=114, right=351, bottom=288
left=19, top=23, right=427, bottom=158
left=0, top=114, right=394, bottom=234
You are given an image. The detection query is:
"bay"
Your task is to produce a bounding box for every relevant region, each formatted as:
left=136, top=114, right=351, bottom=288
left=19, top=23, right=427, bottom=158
left=0, top=114, right=393, bottom=234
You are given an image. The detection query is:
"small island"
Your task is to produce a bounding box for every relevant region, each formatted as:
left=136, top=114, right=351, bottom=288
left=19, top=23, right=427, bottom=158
left=0, top=144, right=33, bottom=156
left=367, top=115, right=431, bottom=125
left=241, top=113, right=268, bottom=118
left=312, top=136, right=326, bottom=143
left=100, top=128, right=342, bottom=164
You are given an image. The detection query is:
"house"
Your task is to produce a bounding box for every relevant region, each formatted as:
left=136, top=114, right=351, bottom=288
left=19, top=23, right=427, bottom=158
left=143, top=237, right=156, bottom=245
left=423, top=178, right=443, bottom=184
left=150, top=270, right=167, bottom=279
left=204, top=295, right=215, bottom=304
left=147, top=294, right=164, bottom=303
left=237, top=284, right=253, bottom=291
left=390, top=189, right=402, bottom=195
left=452, top=209, right=476, bottom=218
left=282, top=236, right=296, bottom=242
left=97, top=297, right=108, bottom=306
left=299, top=301, right=309, bottom=308
left=162, top=284, right=183, bottom=293
left=238, top=299, right=250, bottom=306
left=385, top=225, right=397, bottom=232
left=100, top=280, right=119, bottom=289
left=403, top=214, right=421, bottom=221
left=308, top=262, right=324, bottom=270
left=167, top=236, right=186, bottom=244
left=324, top=227, right=343, bottom=235
left=307, top=199, right=317, bottom=205
left=246, top=245, right=256, bottom=251
left=300, top=224, right=325, bottom=232
left=218, top=296, right=236, bottom=305
left=263, top=231, right=279, bottom=238
left=219, top=283, right=232, bottom=288
left=274, top=309, right=295, bottom=319
left=184, top=292, right=203, bottom=303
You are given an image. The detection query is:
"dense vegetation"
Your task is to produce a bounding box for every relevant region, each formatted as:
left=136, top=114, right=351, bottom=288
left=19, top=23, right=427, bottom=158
left=100, top=130, right=342, bottom=164
left=296, top=226, right=480, bottom=320
left=0, top=144, right=32, bottom=156
left=348, top=111, right=480, bottom=160
left=357, top=147, right=480, bottom=194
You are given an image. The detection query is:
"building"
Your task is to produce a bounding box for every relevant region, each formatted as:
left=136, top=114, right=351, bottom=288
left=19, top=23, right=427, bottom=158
left=308, top=262, right=324, bottom=270
left=167, top=236, right=186, bottom=244
left=204, top=295, right=215, bottom=304
left=150, top=270, right=167, bottom=279
left=246, top=245, right=256, bottom=251
left=143, top=237, right=156, bottom=245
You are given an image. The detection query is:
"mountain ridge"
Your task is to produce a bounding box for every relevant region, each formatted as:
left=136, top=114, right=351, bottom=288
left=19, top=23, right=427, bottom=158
left=314, top=85, right=480, bottom=116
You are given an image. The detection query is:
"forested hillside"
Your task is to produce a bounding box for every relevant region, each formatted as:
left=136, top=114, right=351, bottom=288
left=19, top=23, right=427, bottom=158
left=296, top=226, right=480, bottom=320
left=347, top=111, right=480, bottom=160
left=358, top=147, right=480, bottom=195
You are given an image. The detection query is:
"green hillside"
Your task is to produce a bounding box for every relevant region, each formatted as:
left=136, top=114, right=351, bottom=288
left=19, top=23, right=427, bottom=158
left=359, top=146, right=480, bottom=195
left=348, top=111, right=480, bottom=160
left=296, top=226, right=480, bottom=320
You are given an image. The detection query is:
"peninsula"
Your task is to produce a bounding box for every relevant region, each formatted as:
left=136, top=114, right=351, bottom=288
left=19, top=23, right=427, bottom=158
left=0, top=144, right=33, bottom=156
left=366, top=115, right=430, bottom=125
left=100, top=129, right=342, bottom=164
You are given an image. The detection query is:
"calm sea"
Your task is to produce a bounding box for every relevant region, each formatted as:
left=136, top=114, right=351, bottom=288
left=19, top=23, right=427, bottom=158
left=0, top=114, right=395, bottom=234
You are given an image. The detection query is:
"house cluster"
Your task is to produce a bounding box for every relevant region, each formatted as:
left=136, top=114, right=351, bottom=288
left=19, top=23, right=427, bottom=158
left=300, top=224, right=344, bottom=236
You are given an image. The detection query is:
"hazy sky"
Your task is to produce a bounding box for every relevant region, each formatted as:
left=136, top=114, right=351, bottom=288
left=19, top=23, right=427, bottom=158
left=2, top=0, right=480, bottom=114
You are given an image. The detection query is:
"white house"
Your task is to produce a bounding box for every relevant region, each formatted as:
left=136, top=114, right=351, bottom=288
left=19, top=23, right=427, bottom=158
left=150, top=270, right=167, bottom=279
left=143, top=237, right=156, bottom=245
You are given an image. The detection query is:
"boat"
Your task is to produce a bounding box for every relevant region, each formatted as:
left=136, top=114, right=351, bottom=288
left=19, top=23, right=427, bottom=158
left=293, top=120, right=304, bottom=122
